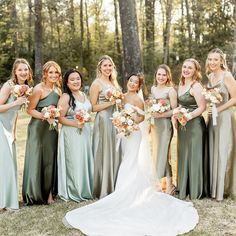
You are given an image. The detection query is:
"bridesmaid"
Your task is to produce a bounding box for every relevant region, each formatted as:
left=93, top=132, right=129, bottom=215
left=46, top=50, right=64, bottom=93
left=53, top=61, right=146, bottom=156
left=58, top=69, right=94, bottom=202
left=0, top=58, right=32, bottom=210
left=150, top=64, right=177, bottom=194
left=90, top=55, right=122, bottom=199
left=206, top=48, right=236, bottom=201
left=23, top=61, right=62, bottom=205
left=174, top=58, right=206, bottom=200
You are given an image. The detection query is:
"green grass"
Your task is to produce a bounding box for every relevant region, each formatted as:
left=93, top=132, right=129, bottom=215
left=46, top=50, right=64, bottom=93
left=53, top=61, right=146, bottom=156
left=0, top=111, right=236, bottom=236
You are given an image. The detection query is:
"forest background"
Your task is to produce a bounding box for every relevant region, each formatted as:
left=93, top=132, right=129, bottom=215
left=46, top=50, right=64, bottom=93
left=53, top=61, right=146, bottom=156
left=0, top=0, right=236, bottom=90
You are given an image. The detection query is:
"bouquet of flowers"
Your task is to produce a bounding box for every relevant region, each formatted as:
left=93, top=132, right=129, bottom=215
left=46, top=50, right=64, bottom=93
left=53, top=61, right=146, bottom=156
left=111, top=106, right=139, bottom=138
left=74, top=109, right=93, bottom=134
left=41, top=105, right=61, bottom=130
left=12, top=84, right=33, bottom=110
left=173, top=106, right=192, bottom=128
left=202, top=87, right=222, bottom=126
left=105, top=87, right=124, bottom=109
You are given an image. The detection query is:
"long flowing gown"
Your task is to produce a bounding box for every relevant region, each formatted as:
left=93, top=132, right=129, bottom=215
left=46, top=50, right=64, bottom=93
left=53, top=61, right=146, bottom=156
left=58, top=93, right=94, bottom=202
left=92, top=79, right=122, bottom=199
left=22, top=91, right=59, bottom=205
left=150, top=86, right=173, bottom=180
left=0, top=93, right=20, bottom=209
left=177, top=88, right=206, bottom=199
left=63, top=104, right=199, bottom=236
left=208, top=72, right=236, bottom=200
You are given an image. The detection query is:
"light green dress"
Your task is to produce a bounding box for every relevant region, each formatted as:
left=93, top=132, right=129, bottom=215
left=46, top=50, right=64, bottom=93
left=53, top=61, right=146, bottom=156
left=208, top=73, right=236, bottom=200
left=177, top=87, right=206, bottom=200
left=0, top=93, right=20, bottom=209
left=150, top=86, right=173, bottom=179
left=58, top=93, right=94, bottom=202
left=22, top=91, right=59, bottom=205
left=92, top=79, right=122, bottom=199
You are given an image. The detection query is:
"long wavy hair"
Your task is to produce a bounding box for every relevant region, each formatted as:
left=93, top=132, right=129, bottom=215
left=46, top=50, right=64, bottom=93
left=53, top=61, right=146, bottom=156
left=42, top=61, right=62, bottom=89
left=180, top=58, right=202, bottom=85
left=63, top=68, right=83, bottom=110
left=11, top=58, right=33, bottom=85
left=153, top=64, right=174, bottom=87
left=205, top=48, right=228, bottom=75
left=96, top=55, right=119, bottom=88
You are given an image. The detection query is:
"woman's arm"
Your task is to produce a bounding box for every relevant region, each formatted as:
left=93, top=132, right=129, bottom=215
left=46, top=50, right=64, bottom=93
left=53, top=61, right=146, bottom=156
left=58, top=93, right=83, bottom=128
left=0, top=82, right=27, bottom=113
left=89, top=82, right=115, bottom=112
left=217, top=72, right=236, bottom=113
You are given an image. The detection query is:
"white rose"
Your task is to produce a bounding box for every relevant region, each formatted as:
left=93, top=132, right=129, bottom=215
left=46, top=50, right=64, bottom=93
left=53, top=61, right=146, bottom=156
left=43, top=112, right=50, bottom=119
left=120, top=116, right=126, bottom=123
left=127, top=119, right=134, bottom=126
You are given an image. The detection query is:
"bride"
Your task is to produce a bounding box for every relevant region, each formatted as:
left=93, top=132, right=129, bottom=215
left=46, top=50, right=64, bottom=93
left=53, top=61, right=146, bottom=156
left=63, top=73, right=199, bottom=236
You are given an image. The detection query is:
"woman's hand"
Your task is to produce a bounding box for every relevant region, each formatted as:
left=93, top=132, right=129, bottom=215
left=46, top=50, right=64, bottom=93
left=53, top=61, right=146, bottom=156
left=14, top=96, right=27, bottom=106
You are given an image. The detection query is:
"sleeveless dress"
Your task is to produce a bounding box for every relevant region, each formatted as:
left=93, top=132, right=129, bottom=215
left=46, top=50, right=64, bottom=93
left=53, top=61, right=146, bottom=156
left=22, top=91, right=59, bottom=205
left=207, top=73, right=236, bottom=200
left=63, top=103, right=199, bottom=236
left=58, top=93, right=94, bottom=202
left=0, top=94, right=20, bottom=209
left=177, top=87, right=206, bottom=199
left=92, top=79, right=122, bottom=199
left=150, top=86, right=173, bottom=180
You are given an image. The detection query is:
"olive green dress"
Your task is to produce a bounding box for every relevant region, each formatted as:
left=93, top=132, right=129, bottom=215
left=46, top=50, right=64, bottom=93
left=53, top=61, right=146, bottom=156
left=58, top=93, right=94, bottom=202
left=150, top=86, right=173, bottom=180
left=177, top=88, right=206, bottom=200
left=22, top=91, right=59, bottom=205
left=0, top=93, right=20, bottom=209
left=208, top=73, right=236, bottom=200
left=92, top=79, right=122, bottom=199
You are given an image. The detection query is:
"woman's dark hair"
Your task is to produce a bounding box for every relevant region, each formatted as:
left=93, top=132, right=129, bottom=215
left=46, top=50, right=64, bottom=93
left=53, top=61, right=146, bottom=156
left=63, top=68, right=83, bottom=110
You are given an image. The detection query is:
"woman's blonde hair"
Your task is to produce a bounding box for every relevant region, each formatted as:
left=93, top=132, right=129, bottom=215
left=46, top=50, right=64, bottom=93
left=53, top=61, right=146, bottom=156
left=11, top=58, right=33, bottom=85
left=96, top=55, right=119, bottom=88
left=180, top=58, right=202, bottom=85
left=42, top=61, right=62, bottom=88
left=205, top=48, right=228, bottom=75
left=153, top=64, right=173, bottom=87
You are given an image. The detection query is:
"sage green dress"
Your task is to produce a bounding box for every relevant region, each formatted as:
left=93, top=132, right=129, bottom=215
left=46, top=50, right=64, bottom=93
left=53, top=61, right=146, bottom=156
left=58, top=93, right=94, bottom=202
left=0, top=93, right=20, bottom=209
left=150, top=86, right=173, bottom=180
left=177, top=88, right=206, bottom=200
left=22, top=91, right=59, bottom=205
left=208, top=73, right=236, bottom=200
left=92, top=79, right=122, bottom=199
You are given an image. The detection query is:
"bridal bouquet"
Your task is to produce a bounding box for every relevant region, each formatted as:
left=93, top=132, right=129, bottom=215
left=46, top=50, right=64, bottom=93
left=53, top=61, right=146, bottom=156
left=173, top=106, right=192, bottom=128
left=202, top=87, right=222, bottom=126
left=74, top=109, right=93, bottom=134
left=111, top=106, right=139, bottom=138
left=41, top=105, right=61, bottom=130
left=105, top=87, right=124, bottom=109
left=12, top=84, right=33, bottom=110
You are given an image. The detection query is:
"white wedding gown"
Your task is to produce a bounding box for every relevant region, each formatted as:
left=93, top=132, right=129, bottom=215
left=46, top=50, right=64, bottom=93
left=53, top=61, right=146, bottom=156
left=64, top=104, right=199, bottom=236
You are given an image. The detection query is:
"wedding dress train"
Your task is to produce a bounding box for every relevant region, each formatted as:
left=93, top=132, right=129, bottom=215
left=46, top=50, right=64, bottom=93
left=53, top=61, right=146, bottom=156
left=64, top=104, right=199, bottom=236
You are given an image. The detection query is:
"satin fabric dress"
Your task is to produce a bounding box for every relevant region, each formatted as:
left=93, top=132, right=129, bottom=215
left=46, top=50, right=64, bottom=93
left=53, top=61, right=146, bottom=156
left=63, top=104, right=199, bottom=236
left=92, top=79, right=122, bottom=199
left=0, top=92, right=20, bottom=209
left=22, top=91, right=59, bottom=205
left=150, top=86, right=173, bottom=180
left=207, top=73, right=236, bottom=200
left=177, top=88, right=206, bottom=199
left=58, top=93, right=94, bottom=202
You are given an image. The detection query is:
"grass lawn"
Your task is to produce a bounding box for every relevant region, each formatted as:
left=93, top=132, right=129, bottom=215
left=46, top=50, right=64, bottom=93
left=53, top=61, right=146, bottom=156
left=0, top=111, right=236, bottom=236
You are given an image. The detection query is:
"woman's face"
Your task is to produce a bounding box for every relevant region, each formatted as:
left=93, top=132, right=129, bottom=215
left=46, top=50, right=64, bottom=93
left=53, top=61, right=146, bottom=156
left=15, top=63, right=30, bottom=84
left=207, top=52, right=222, bottom=72
left=127, top=75, right=140, bottom=92
left=155, top=68, right=168, bottom=85
left=181, top=61, right=196, bottom=79
left=67, top=72, right=82, bottom=92
left=46, top=66, right=60, bottom=84
left=100, top=59, right=113, bottom=77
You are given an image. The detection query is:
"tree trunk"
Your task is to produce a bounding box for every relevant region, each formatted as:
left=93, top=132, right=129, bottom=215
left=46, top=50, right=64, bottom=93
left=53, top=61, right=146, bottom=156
left=118, top=0, right=143, bottom=90
left=12, top=0, right=19, bottom=57
left=85, top=1, right=91, bottom=53
left=69, top=0, right=75, bottom=34
left=34, top=0, right=43, bottom=84
left=232, top=3, right=236, bottom=78
left=185, top=0, right=192, bottom=55
left=79, top=0, right=84, bottom=67
left=28, top=0, right=32, bottom=54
